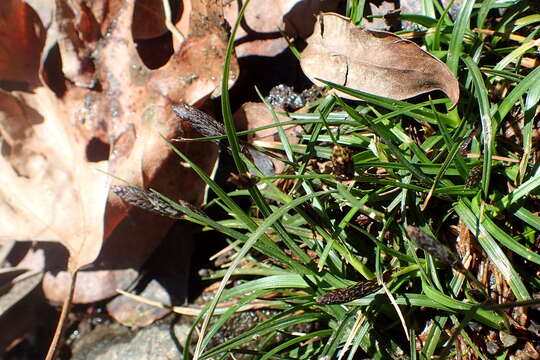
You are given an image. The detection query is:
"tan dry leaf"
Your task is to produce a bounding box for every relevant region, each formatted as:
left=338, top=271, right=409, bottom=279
left=0, top=268, right=43, bottom=315
left=224, top=0, right=339, bottom=57
left=1, top=0, right=234, bottom=303
left=234, top=102, right=302, bottom=174
left=300, top=13, right=459, bottom=106
left=0, top=88, right=110, bottom=272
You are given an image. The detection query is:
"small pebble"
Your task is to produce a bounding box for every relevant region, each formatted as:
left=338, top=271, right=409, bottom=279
left=499, top=331, right=517, bottom=348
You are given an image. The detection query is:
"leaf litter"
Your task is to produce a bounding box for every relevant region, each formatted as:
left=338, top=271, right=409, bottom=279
left=2, top=1, right=538, bottom=359
left=1, top=0, right=229, bottom=304
left=1, top=0, right=234, bottom=356
left=300, top=13, right=460, bottom=106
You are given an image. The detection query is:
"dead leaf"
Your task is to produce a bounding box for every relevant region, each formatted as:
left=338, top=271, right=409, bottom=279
left=224, top=0, right=339, bottom=58
left=132, top=0, right=168, bottom=40
left=300, top=13, right=460, bottom=106
left=282, top=0, right=340, bottom=39
left=0, top=87, right=110, bottom=273
left=1, top=0, right=234, bottom=303
left=234, top=102, right=302, bottom=174
left=0, top=268, right=43, bottom=353
left=43, top=269, right=138, bottom=304
left=235, top=102, right=301, bottom=143
left=0, top=0, right=46, bottom=89
left=0, top=268, right=42, bottom=315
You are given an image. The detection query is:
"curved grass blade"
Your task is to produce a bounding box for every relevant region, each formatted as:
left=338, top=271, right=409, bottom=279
left=195, top=190, right=334, bottom=358
left=202, top=312, right=325, bottom=359
left=463, top=56, right=493, bottom=199
left=421, top=283, right=506, bottom=329
left=497, top=65, right=540, bottom=121
left=320, top=79, right=457, bottom=127
left=446, top=0, right=475, bottom=74
left=320, top=307, right=359, bottom=358
left=259, top=329, right=333, bottom=360
left=338, top=99, right=433, bottom=186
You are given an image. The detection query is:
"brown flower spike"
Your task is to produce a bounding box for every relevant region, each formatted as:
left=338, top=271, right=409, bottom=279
left=172, top=104, right=225, bottom=141
left=316, top=270, right=397, bottom=305
left=112, top=185, right=200, bottom=219
left=406, top=226, right=465, bottom=272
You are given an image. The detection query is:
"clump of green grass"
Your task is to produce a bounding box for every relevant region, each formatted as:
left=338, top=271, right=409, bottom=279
left=166, top=1, right=540, bottom=359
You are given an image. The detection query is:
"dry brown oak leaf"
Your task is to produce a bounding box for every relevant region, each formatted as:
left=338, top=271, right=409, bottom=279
left=300, top=13, right=460, bottom=106
left=0, top=0, right=237, bottom=303
left=224, top=0, right=339, bottom=57
left=234, top=102, right=302, bottom=174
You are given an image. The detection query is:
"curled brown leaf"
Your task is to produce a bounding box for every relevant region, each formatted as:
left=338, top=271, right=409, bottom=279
left=300, top=13, right=459, bottom=106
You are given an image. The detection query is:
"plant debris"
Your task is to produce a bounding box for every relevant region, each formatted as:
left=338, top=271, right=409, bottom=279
left=406, top=226, right=465, bottom=272
left=111, top=185, right=200, bottom=219
left=300, top=13, right=460, bottom=105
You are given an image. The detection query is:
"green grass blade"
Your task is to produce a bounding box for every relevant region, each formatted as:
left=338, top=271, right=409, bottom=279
left=497, top=65, right=540, bottom=121
left=202, top=312, right=325, bottom=359
left=462, top=56, right=493, bottom=198
left=220, top=0, right=249, bottom=173
left=195, top=190, right=333, bottom=357
left=446, top=0, right=475, bottom=74
left=320, top=80, right=458, bottom=127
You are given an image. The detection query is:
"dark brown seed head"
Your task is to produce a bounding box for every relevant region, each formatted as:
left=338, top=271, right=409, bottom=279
left=316, top=278, right=382, bottom=305
left=406, top=225, right=464, bottom=271
left=331, top=144, right=354, bottom=178
left=172, top=104, right=225, bottom=140
left=465, top=165, right=483, bottom=189
left=111, top=185, right=199, bottom=218
left=316, top=269, right=398, bottom=305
